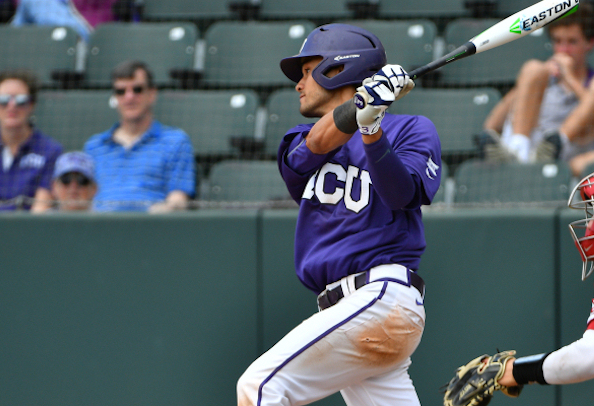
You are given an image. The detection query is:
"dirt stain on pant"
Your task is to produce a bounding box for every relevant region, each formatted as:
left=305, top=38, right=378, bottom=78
left=345, top=305, right=424, bottom=368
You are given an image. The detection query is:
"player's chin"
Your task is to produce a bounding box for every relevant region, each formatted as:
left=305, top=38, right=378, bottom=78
left=299, top=104, right=322, bottom=118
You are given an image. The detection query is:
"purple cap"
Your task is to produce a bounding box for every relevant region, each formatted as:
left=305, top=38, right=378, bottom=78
left=53, top=151, right=95, bottom=182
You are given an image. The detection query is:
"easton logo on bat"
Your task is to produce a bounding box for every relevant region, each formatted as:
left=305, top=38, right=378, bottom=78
left=509, top=0, right=579, bottom=34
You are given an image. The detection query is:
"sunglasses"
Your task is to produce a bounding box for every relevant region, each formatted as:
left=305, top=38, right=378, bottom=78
left=59, top=173, right=91, bottom=186
left=0, top=94, right=31, bottom=107
left=113, top=85, right=146, bottom=96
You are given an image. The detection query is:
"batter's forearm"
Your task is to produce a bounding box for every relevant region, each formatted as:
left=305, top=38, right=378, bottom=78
left=306, top=111, right=355, bottom=155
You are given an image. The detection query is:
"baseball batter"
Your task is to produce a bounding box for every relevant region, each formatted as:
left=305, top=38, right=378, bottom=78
left=237, top=24, right=442, bottom=406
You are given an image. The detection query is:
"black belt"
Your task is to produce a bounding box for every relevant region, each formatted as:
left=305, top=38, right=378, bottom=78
left=317, top=269, right=424, bottom=310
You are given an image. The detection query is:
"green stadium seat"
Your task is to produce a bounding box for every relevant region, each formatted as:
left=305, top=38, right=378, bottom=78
left=33, top=90, right=118, bottom=151
left=496, top=0, right=540, bottom=17
left=264, top=88, right=318, bottom=157
left=154, top=89, right=260, bottom=157
left=338, top=19, right=437, bottom=74
left=259, top=0, right=352, bottom=19
left=438, top=18, right=552, bottom=87
left=85, top=22, right=198, bottom=88
left=388, top=88, right=501, bottom=158
left=377, top=0, right=470, bottom=18
left=201, top=20, right=314, bottom=88
left=0, top=25, right=78, bottom=87
left=454, top=160, right=572, bottom=203
left=207, top=160, right=290, bottom=202
left=142, top=0, right=233, bottom=20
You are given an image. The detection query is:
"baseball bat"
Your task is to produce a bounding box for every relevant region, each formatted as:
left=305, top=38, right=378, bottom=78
left=407, top=0, right=580, bottom=80
left=353, top=0, right=579, bottom=110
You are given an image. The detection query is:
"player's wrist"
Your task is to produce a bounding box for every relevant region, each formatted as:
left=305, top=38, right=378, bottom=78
left=354, top=91, right=386, bottom=135
left=333, top=98, right=358, bottom=134
left=511, top=353, right=550, bottom=385
left=498, top=358, right=518, bottom=386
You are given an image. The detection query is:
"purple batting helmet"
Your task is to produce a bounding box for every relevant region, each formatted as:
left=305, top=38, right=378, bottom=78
left=280, top=23, right=387, bottom=90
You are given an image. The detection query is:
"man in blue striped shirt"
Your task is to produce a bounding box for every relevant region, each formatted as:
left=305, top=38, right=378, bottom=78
left=84, top=60, right=195, bottom=212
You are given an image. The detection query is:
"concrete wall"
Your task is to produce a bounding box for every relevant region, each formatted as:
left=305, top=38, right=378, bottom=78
left=1, top=208, right=591, bottom=406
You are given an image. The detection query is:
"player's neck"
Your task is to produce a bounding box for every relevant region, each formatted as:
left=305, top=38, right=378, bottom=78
left=326, top=87, right=357, bottom=114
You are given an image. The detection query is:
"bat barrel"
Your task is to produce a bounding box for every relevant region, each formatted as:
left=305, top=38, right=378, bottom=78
left=471, top=0, right=579, bottom=54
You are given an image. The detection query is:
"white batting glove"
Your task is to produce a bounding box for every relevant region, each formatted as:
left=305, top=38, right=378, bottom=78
left=354, top=65, right=415, bottom=135
left=354, top=78, right=391, bottom=135
left=373, top=64, right=415, bottom=101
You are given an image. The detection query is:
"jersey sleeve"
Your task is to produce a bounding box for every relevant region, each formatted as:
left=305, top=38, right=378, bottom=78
left=277, top=124, right=339, bottom=202
left=542, top=329, right=594, bottom=384
left=541, top=298, right=594, bottom=384
left=389, top=115, right=442, bottom=205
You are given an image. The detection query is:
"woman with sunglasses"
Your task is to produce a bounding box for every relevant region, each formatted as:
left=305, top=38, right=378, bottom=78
left=0, top=69, right=63, bottom=212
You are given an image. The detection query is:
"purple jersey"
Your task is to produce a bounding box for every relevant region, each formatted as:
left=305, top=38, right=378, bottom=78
left=0, top=129, right=63, bottom=210
left=278, top=113, right=442, bottom=294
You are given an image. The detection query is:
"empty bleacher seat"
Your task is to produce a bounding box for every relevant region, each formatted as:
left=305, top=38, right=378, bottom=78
left=388, top=88, right=501, bottom=158
left=259, top=0, right=353, bottom=19
left=377, top=0, right=470, bottom=18
left=154, top=89, right=260, bottom=158
left=201, top=20, right=314, bottom=88
left=85, top=22, right=198, bottom=88
left=0, top=25, right=78, bottom=87
left=33, top=90, right=118, bottom=151
left=496, top=0, right=539, bottom=17
left=142, top=0, right=234, bottom=20
left=438, top=18, right=552, bottom=87
left=264, top=88, right=318, bottom=157
left=454, top=160, right=572, bottom=203
left=338, top=19, right=437, bottom=75
left=207, top=160, right=290, bottom=202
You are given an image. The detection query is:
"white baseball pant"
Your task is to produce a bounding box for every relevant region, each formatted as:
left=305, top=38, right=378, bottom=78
left=237, top=264, right=426, bottom=406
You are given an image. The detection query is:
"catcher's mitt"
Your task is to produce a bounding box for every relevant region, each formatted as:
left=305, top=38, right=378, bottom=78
left=443, top=350, right=524, bottom=406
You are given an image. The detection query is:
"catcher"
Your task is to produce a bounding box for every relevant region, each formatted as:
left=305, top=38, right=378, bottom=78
left=443, top=173, right=594, bottom=406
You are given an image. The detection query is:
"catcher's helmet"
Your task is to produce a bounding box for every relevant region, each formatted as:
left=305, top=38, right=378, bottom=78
left=568, top=173, right=594, bottom=280
left=280, top=23, right=387, bottom=90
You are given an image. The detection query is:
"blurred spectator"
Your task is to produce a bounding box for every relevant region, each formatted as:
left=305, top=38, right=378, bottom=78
left=0, top=0, right=16, bottom=23
left=71, top=0, right=118, bottom=27
left=50, top=151, right=96, bottom=211
left=479, top=2, right=594, bottom=164
left=555, top=80, right=594, bottom=177
left=11, top=0, right=93, bottom=42
left=0, top=69, right=62, bottom=212
left=84, top=60, right=195, bottom=212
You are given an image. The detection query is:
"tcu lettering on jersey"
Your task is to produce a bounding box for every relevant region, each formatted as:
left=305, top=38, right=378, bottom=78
left=302, top=163, right=372, bottom=213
